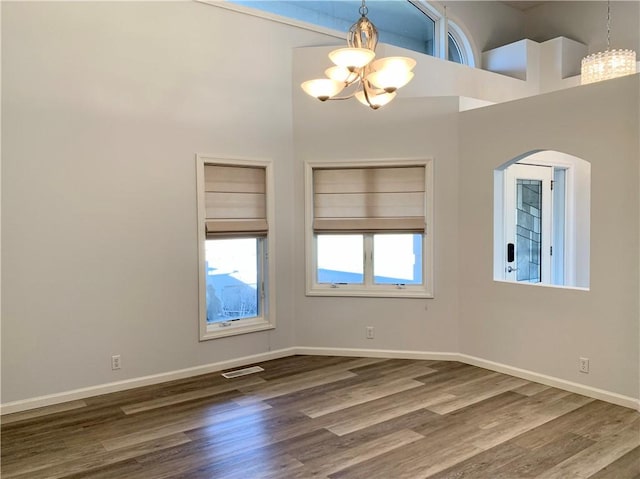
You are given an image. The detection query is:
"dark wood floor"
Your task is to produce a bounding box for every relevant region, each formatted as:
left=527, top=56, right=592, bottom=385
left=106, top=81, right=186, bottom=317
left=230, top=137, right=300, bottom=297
left=1, top=356, right=639, bottom=478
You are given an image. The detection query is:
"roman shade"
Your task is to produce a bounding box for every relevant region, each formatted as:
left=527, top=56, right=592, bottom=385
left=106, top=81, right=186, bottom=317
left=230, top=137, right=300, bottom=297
left=204, top=164, right=267, bottom=236
left=313, top=166, right=426, bottom=232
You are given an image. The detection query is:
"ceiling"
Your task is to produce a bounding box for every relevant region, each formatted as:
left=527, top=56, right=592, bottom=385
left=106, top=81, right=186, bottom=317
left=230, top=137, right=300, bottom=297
left=501, top=1, right=547, bottom=11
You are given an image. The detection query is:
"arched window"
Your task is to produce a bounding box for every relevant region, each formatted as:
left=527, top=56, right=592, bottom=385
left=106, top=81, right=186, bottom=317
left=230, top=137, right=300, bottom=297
left=447, top=19, right=475, bottom=66
left=226, top=1, right=475, bottom=66
left=448, top=33, right=463, bottom=63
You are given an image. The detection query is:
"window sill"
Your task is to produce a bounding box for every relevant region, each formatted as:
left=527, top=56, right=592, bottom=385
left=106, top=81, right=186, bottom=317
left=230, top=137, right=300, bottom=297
left=492, top=279, right=589, bottom=292
left=306, top=287, right=433, bottom=299
left=200, top=318, right=274, bottom=341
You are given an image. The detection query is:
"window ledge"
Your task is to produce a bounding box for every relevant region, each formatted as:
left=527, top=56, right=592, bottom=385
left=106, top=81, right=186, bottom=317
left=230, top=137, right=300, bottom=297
left=306, top=287, right=433, bottom=299
left=200, top=319, right=274, bottom=341
left=493, top=279, right=589, bottom=292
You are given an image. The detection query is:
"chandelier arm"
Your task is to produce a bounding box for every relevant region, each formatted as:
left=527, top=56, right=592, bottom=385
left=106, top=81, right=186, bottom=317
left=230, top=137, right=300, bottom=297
left=362, top=79, right=377, bottom=109
left=324, top=80, right=362, bottom=101
left=326, top=95, right=357, bottom=101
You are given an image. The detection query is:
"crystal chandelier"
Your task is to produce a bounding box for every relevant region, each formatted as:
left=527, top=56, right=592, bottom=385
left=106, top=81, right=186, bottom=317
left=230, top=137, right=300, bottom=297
left=581, top=0, right=636, bottom=85
left=301, top=0, right=416, bottom=110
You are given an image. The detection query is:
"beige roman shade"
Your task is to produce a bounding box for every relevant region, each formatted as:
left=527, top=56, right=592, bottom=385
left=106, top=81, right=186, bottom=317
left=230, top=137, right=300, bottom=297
left=313, top=166, right=426, bottom=232
left=204, top=164, right=267, bottom=237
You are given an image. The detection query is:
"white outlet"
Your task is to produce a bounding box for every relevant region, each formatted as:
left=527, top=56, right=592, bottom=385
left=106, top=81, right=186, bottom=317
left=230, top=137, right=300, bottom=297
left=111, top=355, right=121, bottom=370
left=579, top=357, right=589, bottom=374
left=366, top=326, right=374, bottom=339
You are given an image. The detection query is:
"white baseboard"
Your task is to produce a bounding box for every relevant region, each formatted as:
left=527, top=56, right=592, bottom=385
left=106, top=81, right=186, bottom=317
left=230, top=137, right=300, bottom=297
left=459, top=353, right=640, bottom=411
left=0, top=348, right=296, bottom=416
left=294, top=346, right=459, bottom=362
left=298, top=347, right=639, bottom=410
left=2, top=346, right=638, bottom=415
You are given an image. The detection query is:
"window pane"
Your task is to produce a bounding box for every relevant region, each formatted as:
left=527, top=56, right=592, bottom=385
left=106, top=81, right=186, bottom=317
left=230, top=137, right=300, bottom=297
left=515, top=179, right=542, bottom=283
left=448, top=32, right=463, bottom=63
left=205, top=238, right=259, bottom=323
left=317, top=234, right=363, bottom=284
left=230, top=1, right=435, bottom=56
left=373, top=234, right=422, bottom=284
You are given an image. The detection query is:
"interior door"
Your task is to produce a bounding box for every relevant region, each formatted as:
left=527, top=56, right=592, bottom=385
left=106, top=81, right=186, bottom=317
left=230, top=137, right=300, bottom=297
left=504, top=164, right=553, bottom=283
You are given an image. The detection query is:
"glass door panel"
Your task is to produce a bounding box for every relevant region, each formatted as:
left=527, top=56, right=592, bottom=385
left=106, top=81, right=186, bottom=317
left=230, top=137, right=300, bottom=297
left=504, top=164, right=552, bottom=284
left=515, top=179, right=542, bottom=282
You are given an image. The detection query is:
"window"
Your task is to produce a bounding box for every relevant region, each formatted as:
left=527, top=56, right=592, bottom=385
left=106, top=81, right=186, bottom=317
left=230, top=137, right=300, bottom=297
left=493, top=151, right=590, bottom=289
left=306, top=160, right=433, bottom=297
left=225, top=1, right=474, bottom=66
left=446, top=20, right=475, bottom=66
left=196, top=156, right=275, bottom=340
left=448, top=33, right=463, bottom=64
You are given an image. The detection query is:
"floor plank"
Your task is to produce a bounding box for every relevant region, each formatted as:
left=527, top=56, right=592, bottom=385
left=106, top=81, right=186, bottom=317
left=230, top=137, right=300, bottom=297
left=2, top=355, right=638, bottom=479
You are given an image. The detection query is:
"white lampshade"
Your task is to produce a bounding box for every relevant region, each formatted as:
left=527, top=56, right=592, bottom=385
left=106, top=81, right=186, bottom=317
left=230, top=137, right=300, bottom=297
left=366, top=70, right=414, bottom=93
left=325, top=66, right=358, bottom=84
left=301, top=79, right=345, bottom=101
left=329, top=48, right=375, bottom=69
left=581, top=49, right=636, bottom=85
left=355, top=90, right=396, bottom=109
left=370, top=56, right=416, bottom=73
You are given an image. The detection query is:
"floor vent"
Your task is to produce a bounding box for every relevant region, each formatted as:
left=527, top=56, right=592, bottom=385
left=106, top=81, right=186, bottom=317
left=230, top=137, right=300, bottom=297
left=221, top=366, right=264, bottom=379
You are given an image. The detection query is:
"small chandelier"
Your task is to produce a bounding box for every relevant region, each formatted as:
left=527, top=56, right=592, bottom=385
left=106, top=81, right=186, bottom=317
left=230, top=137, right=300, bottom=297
left=581, top=0, right=636, bottom=85
left=301, top=0, right=416, bottom=110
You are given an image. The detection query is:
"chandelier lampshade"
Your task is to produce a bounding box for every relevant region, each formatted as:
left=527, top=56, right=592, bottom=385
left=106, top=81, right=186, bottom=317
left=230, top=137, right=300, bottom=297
left=329, top=48, right=376, bottom=70
left=301, top=79, right=345, bottom=102
left=367, top=58, right=416, bottom=92
left=300, top=0, right=416, bottom=110
left=580, top=0, right=637, bottom=85
left=355, top=90, right=396, bottom=108
left=325, top=66, right=359, bottom=83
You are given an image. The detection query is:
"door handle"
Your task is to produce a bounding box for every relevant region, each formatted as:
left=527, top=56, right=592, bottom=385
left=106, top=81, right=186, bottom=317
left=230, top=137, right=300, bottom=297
left=507, top=265, right=517, bottom=273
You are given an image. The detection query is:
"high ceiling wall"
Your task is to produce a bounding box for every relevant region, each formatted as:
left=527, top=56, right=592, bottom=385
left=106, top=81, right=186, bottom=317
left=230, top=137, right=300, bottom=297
left=443, top=1, right=638, bottom=54
left=524, top=1, right=640, bottom=53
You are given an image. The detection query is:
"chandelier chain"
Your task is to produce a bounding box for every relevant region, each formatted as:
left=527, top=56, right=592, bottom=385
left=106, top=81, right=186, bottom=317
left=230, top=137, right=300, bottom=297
left=359, top=0, right=368, bottom=17
left=606, top=0, right=611, bottom=49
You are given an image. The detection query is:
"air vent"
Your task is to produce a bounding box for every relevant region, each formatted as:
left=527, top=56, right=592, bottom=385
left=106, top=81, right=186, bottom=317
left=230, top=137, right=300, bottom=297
left=221, top=366, right=264, bottom=379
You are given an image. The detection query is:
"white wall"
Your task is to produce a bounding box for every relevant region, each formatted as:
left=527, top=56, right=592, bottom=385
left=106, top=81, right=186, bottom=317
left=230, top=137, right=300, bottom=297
left=292, top=71, right=462, bottom=353
left=2, top=1, right=638, bottom=408
left=441, top=1, right=527, bottom=53
left=525, top=1, right=640, bottom=54
left=458, top=75, right=639, bottom=399
left=0, top=1, right=328, bottom=403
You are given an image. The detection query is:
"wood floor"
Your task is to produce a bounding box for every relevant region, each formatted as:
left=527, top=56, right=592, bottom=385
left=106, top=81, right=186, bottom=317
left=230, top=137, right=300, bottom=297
left=2, top=356, right=639, bottom=479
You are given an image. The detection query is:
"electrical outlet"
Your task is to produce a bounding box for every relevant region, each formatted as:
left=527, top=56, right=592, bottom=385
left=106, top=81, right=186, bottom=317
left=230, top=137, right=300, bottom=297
left=111, top=355, right=121, bottom=370
left=366, top=326, right=374, bottom=339
left=579, top=357, right=589, bottom=374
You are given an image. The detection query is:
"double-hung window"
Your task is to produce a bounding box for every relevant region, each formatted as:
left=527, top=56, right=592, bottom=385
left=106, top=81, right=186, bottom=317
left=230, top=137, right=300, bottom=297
left=196, top=156, right=275, bottom=340
left=306, top=160, right=433, bottom=298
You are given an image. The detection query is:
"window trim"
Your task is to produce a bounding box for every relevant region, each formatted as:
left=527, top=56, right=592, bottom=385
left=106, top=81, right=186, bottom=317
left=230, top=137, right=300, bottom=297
left=196, top=155, right=276, bottom=340
left=305, top=158, right=434, bottom=298
left=447, top=20, right=476, bottom=67
left=214, top=0, right=476, bottom=67
left=410, top=1, right=476, bottom=66
left=493, top=151, right=590, bottom=290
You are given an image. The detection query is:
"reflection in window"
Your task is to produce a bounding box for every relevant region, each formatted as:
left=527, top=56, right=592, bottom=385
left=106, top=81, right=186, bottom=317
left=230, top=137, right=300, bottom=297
left=205, top=238, right=260, bottom=323
left=373, top=234, right=422, bottom=284
left=317, top=234, right=364, bottom=284
left=448, top=33, right=463, bottom=64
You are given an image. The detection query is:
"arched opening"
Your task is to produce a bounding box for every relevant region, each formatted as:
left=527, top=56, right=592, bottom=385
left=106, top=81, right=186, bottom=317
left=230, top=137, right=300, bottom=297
left=494, top=150, right=590, bottom=289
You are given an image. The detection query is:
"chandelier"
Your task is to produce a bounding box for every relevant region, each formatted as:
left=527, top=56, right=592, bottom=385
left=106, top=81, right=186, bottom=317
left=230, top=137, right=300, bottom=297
left=300, top=0, right=416, bottom=110
left=581, top=0, right=636, bottom=85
